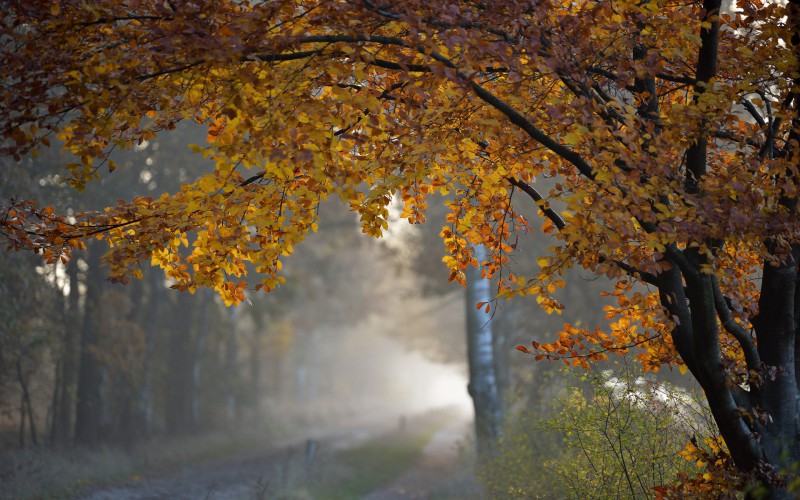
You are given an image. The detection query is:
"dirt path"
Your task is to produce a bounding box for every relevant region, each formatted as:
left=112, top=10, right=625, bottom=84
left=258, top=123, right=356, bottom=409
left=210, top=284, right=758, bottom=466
left=79, top=410, right=473, bottom=500
left=361, top=415, right=473, bottom=500
left=79, top=419, right=390, bottom=500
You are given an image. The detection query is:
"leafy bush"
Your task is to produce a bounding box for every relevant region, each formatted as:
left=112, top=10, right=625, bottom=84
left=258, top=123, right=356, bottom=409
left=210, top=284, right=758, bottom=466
left=481, top=363, right=721, bottom=498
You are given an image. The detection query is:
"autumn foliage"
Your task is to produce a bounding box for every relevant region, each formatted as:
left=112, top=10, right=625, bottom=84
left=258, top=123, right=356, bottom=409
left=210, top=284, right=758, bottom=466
left=1, top=0, right=800, bottom=494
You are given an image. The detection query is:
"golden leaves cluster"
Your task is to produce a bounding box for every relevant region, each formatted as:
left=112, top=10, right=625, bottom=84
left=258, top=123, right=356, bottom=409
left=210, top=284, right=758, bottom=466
left=1, top=0, right=797, bottom=375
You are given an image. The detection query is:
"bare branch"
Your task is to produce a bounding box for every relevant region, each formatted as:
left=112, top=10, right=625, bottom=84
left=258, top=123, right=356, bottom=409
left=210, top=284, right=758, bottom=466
left=239, top=172, right=265, bottom=186
left=137, top=60, right=205, bottom=82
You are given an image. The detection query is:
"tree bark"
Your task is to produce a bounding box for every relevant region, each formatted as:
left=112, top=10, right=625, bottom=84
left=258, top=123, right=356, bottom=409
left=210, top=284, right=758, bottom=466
left=660, top=2, right=800, bottom=494
left=465, top=244, right=503, bottom=459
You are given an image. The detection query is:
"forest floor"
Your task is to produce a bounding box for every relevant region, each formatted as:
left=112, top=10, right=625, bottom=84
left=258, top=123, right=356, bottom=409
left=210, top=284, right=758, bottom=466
left=361, top=412, right=477, bottom=500
left=49, top=406, right=478, bottom=500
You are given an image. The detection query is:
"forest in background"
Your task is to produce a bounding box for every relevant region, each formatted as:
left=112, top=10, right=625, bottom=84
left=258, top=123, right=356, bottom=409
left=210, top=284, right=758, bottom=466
left=3, top=0, right=797, bottom=496
left=0, top=124, right=716, bottom=499
left=0, top=124, right=471, bottom=450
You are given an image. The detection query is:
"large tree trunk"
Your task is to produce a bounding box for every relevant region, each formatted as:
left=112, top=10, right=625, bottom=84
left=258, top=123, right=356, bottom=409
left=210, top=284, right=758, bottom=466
left=658, top=2, right=800, bottom=495
left=465, top=244, right=503, bottom=459
left=663, top=253, right=800, bottom=498
left=752, top=250, right=800, bottom=493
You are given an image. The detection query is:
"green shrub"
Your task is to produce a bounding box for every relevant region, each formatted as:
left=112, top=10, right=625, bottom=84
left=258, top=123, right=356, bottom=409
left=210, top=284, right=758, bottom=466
left=481, top=363, right=716, bottom=499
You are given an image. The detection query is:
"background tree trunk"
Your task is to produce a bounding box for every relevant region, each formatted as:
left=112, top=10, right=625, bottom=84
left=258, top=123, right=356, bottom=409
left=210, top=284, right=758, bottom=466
left=165, top=292, right=209, bottom=434
left=191, top=291, right=211, bottom=430
left=74, top=242, right=106, bottom=446
left=136, top=268, right=164, bottom=437
left=465, top=244, right=503, bottom=459
left=54, top=258, right=79, bottom=446
left=165, top=294, right=195, bottom=435
left=16, top=355, right=38, bottom=447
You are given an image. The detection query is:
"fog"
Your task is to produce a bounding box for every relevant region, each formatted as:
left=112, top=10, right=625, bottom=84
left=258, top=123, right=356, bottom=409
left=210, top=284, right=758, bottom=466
left=210, top=186, right=466, bottom=424
left=280, top=312, right=474, bottom=419
left=0, top=124, right=623, bottom=498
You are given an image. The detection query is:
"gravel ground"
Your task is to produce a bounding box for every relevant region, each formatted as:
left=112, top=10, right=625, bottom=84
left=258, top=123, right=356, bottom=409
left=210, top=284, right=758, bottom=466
left=78, top=411, right=473, bottom=500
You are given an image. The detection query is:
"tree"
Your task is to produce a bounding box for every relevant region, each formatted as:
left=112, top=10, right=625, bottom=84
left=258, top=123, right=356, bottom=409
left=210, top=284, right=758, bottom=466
left=1, top=0, right=799, bottom=493
left=0, top=250, right=59, bottom=448
left=74, top=241, right=107, bottom=445
left=466, top=244, right=503, bottom=458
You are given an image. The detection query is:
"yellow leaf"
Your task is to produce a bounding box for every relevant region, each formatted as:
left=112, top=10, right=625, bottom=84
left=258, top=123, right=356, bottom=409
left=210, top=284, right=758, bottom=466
left=562, top=132, right=580, bottom=146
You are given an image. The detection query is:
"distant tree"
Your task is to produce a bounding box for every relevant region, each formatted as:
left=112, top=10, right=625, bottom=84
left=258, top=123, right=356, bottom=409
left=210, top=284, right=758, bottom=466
left=1, top=1, right=799, bottom=493
left=74, top=241, right=107, bottom=446
left=0, top=250, right=58, bottom=448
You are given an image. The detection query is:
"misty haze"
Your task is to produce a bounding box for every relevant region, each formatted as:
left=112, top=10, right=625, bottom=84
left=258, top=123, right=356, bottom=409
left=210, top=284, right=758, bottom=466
left=3, top=1, right=797, bottom=498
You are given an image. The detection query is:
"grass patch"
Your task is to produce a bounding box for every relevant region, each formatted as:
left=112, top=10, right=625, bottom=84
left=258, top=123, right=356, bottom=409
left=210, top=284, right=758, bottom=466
left=306, top=408, right=456, bottom=500
left=1, top=407, right=464, bottom=500
left=0, top=416, right=298, bottom=499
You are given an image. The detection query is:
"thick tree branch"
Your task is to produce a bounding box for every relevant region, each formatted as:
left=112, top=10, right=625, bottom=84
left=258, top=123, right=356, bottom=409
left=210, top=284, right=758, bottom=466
left=467, top=77, right=596, bottom=180
left=611, top=259, right=659, bottom=286
left=77, top=15, right=173, bottom=27
left=252, top=49, right=323, bottom=62
left=297, top=34, right=407, bottom=46
left=137, top=60, right=205, bottom=82
left=586, top=66, right=696, bottom=86
left=684, top=0, right=721, bottom=194
left=741, top=98, right=767, bottom=127
left=559, top=75, right=626, bottom=130
left=710, top=129, right=763, bottom=149
left=507, top=177, right=565, bottom=230
left=507, top=177, right=658, bottom=285
left=665, top=245, right=699, bottom=283
left=712, top=277, right=760, bottom=371
left=658, top=266, right=696, bottom=369
left=367, top=58, right=432, bottom=73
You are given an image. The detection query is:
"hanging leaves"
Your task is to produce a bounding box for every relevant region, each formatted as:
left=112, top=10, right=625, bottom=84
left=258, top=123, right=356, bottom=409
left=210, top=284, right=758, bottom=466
left=0, top=1, right=797, bottom=386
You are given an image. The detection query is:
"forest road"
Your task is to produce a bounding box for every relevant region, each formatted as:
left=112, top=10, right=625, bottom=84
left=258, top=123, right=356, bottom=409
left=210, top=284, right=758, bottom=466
left=80, top=408, right=472, bottom=500
left=361, top=414, right=472, bottom=500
